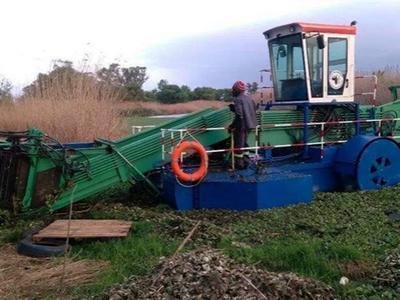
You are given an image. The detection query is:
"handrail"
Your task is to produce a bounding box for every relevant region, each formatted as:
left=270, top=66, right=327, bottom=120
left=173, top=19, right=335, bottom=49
left=161, top=117, right=400, bottom=169
left=354, top=75, right=378, bottom=106
left=131, top=125, right=156, bottom=134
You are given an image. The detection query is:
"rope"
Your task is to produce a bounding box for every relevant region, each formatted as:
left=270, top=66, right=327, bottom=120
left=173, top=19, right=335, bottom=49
left=59, top=184, right=78, bottom=295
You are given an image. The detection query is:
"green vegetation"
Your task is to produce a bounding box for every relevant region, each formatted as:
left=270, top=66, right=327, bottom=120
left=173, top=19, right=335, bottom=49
left=147, top=80, right=260, bottom=103
left=14, top=61, right=237, bottom=104
left=22, top=60, right=149, bottom=101
left=97, top=63, right=148, bottom=100
left=147, top=79, right=235, bottom=103
left=69, top=221, right=178, bottom=297
left=0, top=78, right=12, bottom=103
left=1, top=186, right=400, bottom=298
left=222, top=238, right=363, bottom=282
left=218, top=188, right=400, bottom=298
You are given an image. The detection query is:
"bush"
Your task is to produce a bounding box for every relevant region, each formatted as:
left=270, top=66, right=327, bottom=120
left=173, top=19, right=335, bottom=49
left=153, top=80, right=232, bottom=103
left=157, top=84, right=185, bottom=103
left=193, top=87, right=217, bottom=100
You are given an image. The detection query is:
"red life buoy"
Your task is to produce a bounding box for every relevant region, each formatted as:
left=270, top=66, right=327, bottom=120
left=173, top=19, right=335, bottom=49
left=171, top=141, right=208, bottom=182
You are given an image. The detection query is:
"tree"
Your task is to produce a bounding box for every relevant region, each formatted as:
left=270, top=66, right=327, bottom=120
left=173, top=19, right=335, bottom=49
left=157, top=79, right=169, bottom=91
left=22, top=60, right=81, bottom=98
left=156, top=84, right=182, bottom=103
left=192, top=87, right=217, bottom=100
left=97, top=64, right=148, bottom=100
left=216, top=88, right=233, bottom=102
left=247, top=82, right=259, bottom=94
left=0, top=78, right=12, bottom=102
left=179, top=85, right=193, bottom=102
left=143, top=89, right=158, bottom=101
left=155, top=80, right=193, bottom=103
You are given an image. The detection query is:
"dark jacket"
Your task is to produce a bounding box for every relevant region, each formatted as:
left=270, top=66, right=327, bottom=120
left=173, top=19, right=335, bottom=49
left=230, top=93, right=257, bottom=130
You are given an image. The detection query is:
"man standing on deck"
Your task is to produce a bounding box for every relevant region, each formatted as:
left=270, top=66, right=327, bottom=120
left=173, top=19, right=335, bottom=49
left=228, top=80, right=257, bottom=169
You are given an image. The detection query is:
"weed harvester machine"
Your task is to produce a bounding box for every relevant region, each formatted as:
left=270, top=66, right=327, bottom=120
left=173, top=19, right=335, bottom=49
left=1, top=22, right=400, bottom=213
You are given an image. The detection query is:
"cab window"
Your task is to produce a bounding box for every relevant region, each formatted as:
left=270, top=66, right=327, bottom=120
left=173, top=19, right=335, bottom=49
left=307, top=36, right=324, bottom=97
left=269, top=34, right=307, bottom=101
left=328, top=38, right=347, bottom=95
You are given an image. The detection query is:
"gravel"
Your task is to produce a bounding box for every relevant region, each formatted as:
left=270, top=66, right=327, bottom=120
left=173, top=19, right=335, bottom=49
left=375, top=247, right=400, bottom=293
left=102, top=248, right=335, bottom=300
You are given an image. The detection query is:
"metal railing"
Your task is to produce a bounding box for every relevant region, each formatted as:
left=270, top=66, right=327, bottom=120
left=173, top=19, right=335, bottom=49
left=161, top=117, right=400, bottom=169
left=354, top=75, right=378, bottom=106
left=131, top=125, right=156, bottom=134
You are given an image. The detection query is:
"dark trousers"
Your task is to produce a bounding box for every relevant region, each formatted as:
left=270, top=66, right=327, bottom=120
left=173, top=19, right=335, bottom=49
left=231, top=128, right=249, bottom=169
left=233, top=128, right=249, bottom=156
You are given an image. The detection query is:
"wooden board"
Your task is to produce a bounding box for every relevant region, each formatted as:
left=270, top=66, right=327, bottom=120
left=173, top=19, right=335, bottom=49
left=32, top=219, right=132, bottom=242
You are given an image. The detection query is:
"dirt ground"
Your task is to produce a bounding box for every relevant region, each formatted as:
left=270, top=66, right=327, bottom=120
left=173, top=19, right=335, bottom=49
left=0, top=244, right=105, bottom=299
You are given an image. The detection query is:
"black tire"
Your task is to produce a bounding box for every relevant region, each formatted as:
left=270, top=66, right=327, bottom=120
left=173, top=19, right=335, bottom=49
left=16, top=229, right=68, bottom=257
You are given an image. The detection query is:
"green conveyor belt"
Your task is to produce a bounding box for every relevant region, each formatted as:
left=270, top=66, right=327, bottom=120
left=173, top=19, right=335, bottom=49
left=51, top=108, right=233, bottom=210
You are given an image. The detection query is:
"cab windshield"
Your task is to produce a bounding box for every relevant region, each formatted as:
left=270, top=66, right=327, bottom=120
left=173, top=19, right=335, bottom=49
left=269, top=34, right=307, bottom=101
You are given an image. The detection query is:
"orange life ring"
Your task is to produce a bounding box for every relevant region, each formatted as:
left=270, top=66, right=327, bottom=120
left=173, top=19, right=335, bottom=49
left=171, top=141, right=208, bottom=182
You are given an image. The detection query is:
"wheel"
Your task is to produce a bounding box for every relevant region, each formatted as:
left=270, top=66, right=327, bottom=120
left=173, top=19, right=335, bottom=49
left=356, top=138, right=400, bottom=190
left=335, top=135, right=400, bottom=191
left=16, top=228, right=68, bottom=257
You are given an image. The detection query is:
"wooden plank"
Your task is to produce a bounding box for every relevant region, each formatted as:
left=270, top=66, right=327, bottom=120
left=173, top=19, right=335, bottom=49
left=32, top=219, right=132, bottom=242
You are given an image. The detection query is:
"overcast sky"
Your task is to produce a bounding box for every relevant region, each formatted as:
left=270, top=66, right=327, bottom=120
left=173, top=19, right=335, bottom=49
left=1, top=0, right=399, bottom=92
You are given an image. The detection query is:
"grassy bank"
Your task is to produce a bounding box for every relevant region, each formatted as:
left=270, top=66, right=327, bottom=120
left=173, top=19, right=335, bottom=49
left=1, top=186, right=400, bottom=298
left=119, top=100, right=225, bottom=117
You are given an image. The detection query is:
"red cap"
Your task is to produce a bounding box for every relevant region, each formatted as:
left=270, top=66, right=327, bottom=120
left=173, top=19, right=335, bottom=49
left=232, top=80, right=246, bottom=93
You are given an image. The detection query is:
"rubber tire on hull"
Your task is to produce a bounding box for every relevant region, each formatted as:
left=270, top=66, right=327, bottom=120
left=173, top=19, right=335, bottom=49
left=16, top=228, right=67, bottom=257
left=356, top=138, right=400, bottom=190
left=335, top=135, right=400, bottom=190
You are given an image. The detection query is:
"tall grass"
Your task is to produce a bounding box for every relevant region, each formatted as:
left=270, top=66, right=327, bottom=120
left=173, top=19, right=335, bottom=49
left=0, top=72, right=123, bottom=142
left=356, top=66, right=400, bottom=104
left=375, top=66, right=400, bottom=102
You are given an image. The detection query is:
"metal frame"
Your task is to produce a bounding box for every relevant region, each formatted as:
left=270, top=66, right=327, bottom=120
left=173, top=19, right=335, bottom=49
left=161, top=117, right=400, bottom=170
left=132, top=125, right=156, bottom=134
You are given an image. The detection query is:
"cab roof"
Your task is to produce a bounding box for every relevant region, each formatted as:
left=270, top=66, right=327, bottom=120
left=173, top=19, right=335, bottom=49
left=264, top=22, right=357, bottom=39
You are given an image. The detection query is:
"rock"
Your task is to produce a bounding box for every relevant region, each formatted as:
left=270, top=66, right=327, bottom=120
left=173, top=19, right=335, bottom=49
left=202, top=256, right=210, bottom=263
left=375, top=247, right=400, bottom=293
left=339, top=276, right=349, bottom=285
left=202, top=263, right=211, bottom=272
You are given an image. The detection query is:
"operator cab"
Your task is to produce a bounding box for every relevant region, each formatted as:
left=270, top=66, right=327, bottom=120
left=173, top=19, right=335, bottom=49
left=264, top=22, right=356, bottom=103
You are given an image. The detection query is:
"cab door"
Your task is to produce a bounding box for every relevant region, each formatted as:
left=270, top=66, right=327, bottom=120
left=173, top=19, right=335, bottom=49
left=324, top=34, right=354, bottom=102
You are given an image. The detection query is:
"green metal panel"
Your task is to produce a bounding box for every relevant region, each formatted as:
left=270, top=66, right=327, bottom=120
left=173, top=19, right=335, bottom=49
left=49, top=108, right=233, bottom=211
